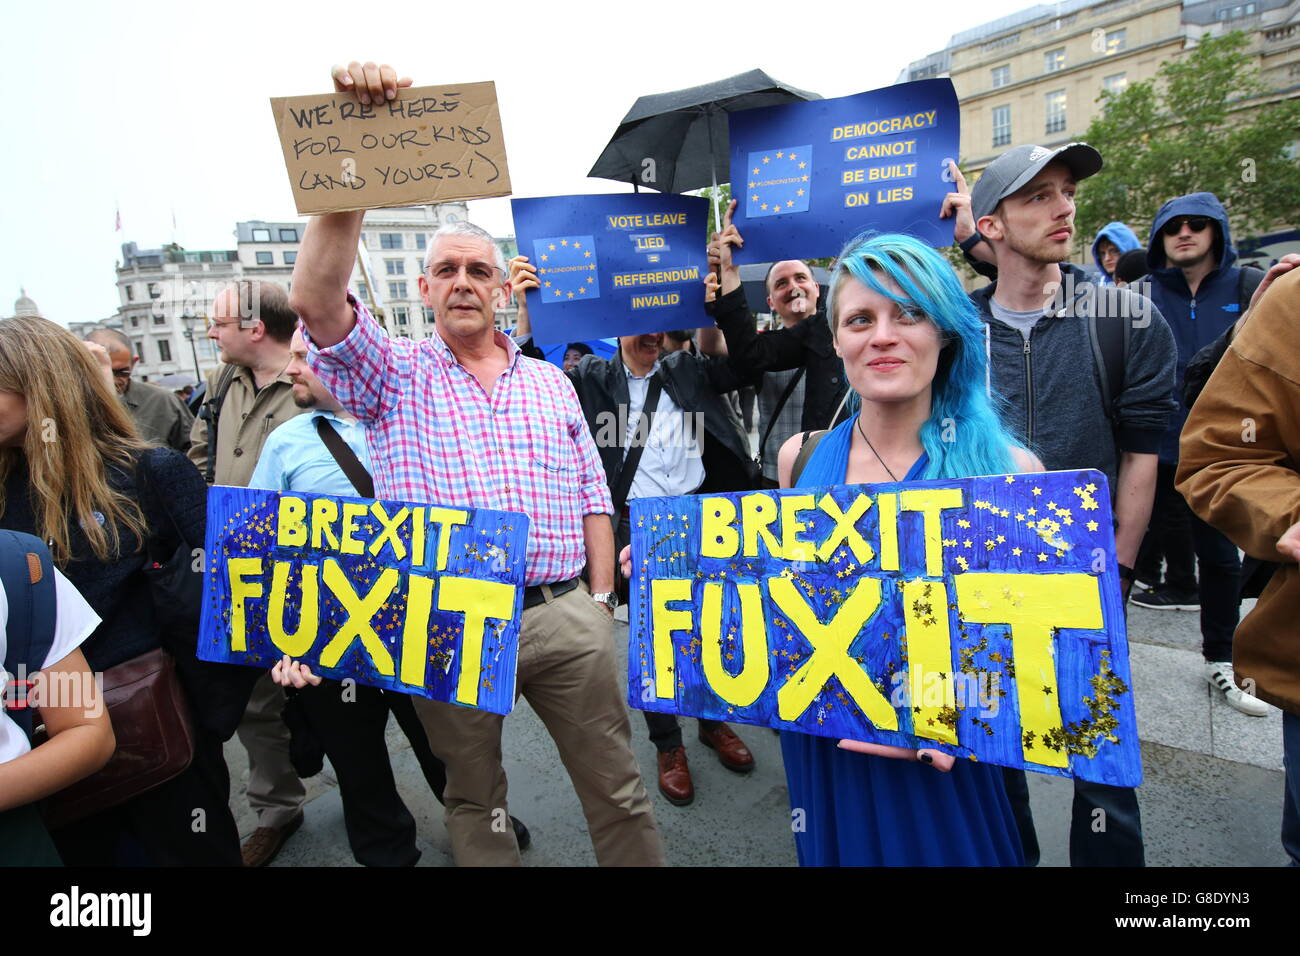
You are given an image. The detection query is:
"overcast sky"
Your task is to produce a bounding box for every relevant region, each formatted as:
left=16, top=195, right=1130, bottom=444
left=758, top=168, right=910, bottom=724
left=1, top=0, right=1038, bottom=325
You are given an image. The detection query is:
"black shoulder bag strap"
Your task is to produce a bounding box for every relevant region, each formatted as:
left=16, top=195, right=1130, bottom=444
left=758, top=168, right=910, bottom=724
left=200, top=363, right=240, bottom=485
left=756, top=367, right=806, bottom=466
left=609, top=373, right=664, bottom=514
left=1088, top=294, right=1129, bottom=429
left=314, top=417, right=375, bottom=497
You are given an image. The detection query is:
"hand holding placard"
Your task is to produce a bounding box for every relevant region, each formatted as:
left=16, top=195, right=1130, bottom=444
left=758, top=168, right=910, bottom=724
left=270, top=62, right=512, bottom=216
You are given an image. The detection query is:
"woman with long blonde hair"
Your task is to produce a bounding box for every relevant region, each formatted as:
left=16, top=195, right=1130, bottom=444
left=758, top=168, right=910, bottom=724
left=0, top=315, right=243, bottom=865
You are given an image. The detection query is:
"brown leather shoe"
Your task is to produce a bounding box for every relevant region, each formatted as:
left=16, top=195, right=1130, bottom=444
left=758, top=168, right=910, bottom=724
left=698, top=722, right=755, bottom=773
left=656, top=746, right=694, bottom=806
left=240, top=813, right=304, bottom=867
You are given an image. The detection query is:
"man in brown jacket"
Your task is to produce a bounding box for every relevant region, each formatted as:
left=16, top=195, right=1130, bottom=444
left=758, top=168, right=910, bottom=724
left=1177, top=264, right=1300, bottom=865
left=189, top=279, right=309, bottom=866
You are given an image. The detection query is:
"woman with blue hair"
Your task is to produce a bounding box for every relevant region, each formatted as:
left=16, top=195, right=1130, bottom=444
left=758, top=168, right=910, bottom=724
left=774, top=231, right=1040, bottom=866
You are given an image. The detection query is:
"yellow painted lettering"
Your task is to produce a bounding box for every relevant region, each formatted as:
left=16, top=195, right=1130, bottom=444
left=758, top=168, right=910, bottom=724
left=877, top=492, right=899, bottom=571
left=399, top=573, right=434, bottom=687
left=770, top=576, right=896, bottom=728
left=700, top=583, right=769, bottom=707
left=780, top=494, right=817, bottom=562
left=310, top=497, right=341, bottom=551
left=740, top=493, right=781, bottom=558
left=426, top=507, right=469, bottom=571
left=267, top=561, right=319, bottom=657
left=815, top=492, right=875, bottom=564
left=411, top=507, right=426, bottom=566
left=899, top=487, right=964, bottom=577
left=318, top=560, right=397, bottom=675
left=367, top=502, right=410, bottom=562
left=338, top=502, right=369, bottom=556
left=227, top=557, right=264, bottom=653
left=700, top=498, right=739, bottom=558
left=901, top=579, right=957, bottom=745
left=651, top=578, right=694, bottom=699
left=954, top=572, right=1104, bottom=769
left=436, top=576, right=516, bottom=706
left=277, top=496, right=307, bottom=547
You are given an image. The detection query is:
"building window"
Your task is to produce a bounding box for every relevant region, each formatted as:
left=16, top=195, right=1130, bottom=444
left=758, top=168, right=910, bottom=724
left=153, top=313, right=167, bottom=326
left=388, top=282, right=407, bottom=299
left=991, top=64, right=1011, bottom=89
left=135, top=340, right=144, bottom=360
left=1103, top=73, right=1128, bottom=95
left=393, top=307, right=409, bottom=326
left=148, top=282, right=162, bottom=299
left=385, top=259, right=405, bottom=275
left=415, top=234, right=427, bottom=250
left=1104, top=29, right=1126, bottom=54
left=279, top=228, right=298, bottom=242
left=992, top=105, right=1012, bottom=147
left=125, top=285, right=135, bottom=302
left=283, top=251, right=297, bottom=265
left=129, top=315, right=139, bottom=328
left=356, top=284, right=369, bottom=302
left=252, top=228, right=271, bottom=242
left=422, top=307, right=435, bottom=322
left=380, top=233, right=403, bottom=249
left=413, top=258, right=423, bottom=275
left=1044, top=48, right=1065, bottom=73
left=1045, top=90, right=1067, bottom=134
left=158, top=340, right=172, bottom=362
left=256, top=251, right=273, bottom=265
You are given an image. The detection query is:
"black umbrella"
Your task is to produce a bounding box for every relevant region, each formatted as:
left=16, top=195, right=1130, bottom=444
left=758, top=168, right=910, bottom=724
left=589, top=69, right=821, bottom=225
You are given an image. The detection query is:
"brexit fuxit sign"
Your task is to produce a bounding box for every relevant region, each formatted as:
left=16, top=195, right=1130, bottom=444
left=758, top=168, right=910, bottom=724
left=627, top=470, right=1140, bottom=786
left=200, top=487, right=529, bottom=714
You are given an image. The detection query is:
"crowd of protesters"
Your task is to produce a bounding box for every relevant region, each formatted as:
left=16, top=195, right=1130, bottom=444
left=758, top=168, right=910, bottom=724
left=2, top=58, right=1297, bottom=868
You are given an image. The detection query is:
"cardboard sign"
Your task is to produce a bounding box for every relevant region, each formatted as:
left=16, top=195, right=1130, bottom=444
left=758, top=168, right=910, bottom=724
left=511, top=194, right=710, bottom=344
left=627, top=469, right=1141, bottom=786
left=728, top=78, right=961, bottom=261
left=199, top=487, right=529, bottom=714
left=270, top=82, right=512, bottom=215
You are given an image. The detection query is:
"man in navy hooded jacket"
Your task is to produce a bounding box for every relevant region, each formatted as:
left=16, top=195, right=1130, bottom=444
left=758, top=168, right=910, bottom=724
left=1132, top=192, right=1269, bottom=717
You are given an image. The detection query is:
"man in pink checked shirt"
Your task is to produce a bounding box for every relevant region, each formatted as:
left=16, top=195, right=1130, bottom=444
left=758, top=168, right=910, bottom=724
left=288, top=60, right=664, bottom=868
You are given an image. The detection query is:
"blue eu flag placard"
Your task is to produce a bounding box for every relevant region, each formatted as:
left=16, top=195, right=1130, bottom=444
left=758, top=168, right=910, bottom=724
left=512, top=194, right=709, bottom=344
left=532, top=235, right=600, bottom=303
left=729, top=79, right=960, bottom=262
left=745, top=144, right=812, bottom=218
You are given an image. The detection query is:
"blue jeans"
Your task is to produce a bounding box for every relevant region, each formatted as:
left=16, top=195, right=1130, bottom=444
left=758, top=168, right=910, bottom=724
left=1284, top=710, right=1300, bottom=866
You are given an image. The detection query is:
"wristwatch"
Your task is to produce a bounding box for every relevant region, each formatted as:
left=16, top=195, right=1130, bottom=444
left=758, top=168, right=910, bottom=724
left=592, top=591, right=619, bottom=613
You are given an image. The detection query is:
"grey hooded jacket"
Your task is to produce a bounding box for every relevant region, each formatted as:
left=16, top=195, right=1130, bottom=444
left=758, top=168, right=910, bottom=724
left=970, top=263, right=1177, bottom=493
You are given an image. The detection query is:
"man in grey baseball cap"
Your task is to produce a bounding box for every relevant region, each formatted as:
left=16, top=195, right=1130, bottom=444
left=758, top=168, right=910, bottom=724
left=964, top=139, right=1177, bottom=870
left=970, top=142, right=1103, bottom=223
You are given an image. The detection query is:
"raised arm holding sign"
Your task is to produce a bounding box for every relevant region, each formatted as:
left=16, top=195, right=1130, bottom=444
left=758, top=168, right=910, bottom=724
left=288, top=61, right=664, bottom=868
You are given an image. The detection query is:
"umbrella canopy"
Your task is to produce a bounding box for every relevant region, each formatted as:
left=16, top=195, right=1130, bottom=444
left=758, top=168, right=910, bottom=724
left=739, top=263, right=831, bottom=315
left=508, top=333, right=619, bottom=370
left=588, top=69, right=821, bottom=195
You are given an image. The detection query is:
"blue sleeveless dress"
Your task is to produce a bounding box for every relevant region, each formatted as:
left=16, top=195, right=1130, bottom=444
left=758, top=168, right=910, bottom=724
left=780, top=421, right=1024, bottom=866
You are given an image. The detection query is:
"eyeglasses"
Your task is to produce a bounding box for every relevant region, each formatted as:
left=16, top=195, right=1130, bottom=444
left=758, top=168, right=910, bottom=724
left=1161, top=216, right=1212, bottom=237
left=204, top=317, right=250, bottom=330
left=426, top=262, right=502, bottom=283
left=110, top=368, right=132, bottom=379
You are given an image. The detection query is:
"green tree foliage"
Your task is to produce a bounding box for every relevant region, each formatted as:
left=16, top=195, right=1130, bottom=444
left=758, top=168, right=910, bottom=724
left=1076, top=31, right=1300, bottom=245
